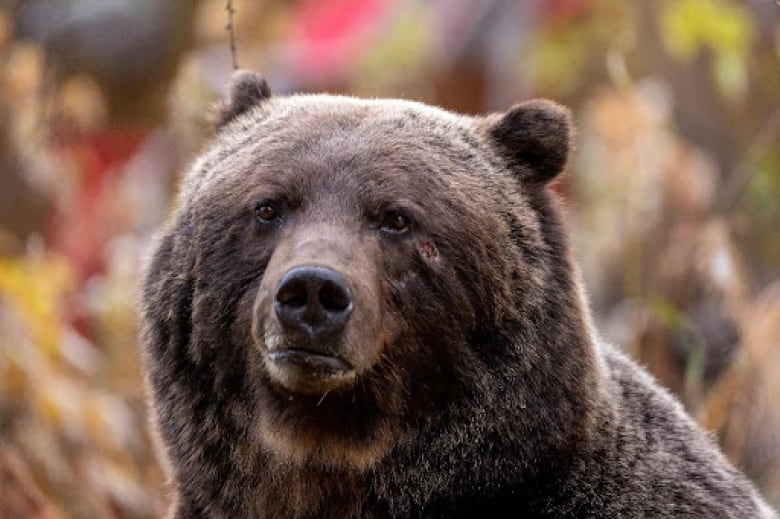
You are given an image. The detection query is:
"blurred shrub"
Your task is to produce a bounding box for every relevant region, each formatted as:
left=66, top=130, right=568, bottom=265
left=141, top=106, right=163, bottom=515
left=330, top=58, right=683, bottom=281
left=0, top=0, right=778, bottom=515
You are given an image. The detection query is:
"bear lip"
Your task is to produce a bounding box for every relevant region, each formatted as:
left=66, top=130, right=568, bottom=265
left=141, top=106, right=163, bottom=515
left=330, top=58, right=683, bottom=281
left=268, top=348, right=353, bottom=373
left=264, top=347, right=358, bottom=393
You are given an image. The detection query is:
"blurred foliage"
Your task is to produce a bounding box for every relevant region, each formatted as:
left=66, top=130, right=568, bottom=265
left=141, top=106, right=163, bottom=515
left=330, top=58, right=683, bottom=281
left=660, top=0, right=752, bottom=99
left=0, top=0, right=778, bottom=516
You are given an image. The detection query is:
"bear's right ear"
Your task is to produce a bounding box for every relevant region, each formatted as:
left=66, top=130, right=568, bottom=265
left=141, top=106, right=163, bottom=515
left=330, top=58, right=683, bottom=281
left=211, top=70, right=272, bottom=130
left=483, top=100, right=573, bottom=185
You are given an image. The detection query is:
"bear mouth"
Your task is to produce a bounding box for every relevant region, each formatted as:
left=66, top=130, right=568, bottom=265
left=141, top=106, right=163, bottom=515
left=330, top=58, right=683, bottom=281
left=268, top=348, right=352, bottom=372
left=265, top=348, right=356, bottom=393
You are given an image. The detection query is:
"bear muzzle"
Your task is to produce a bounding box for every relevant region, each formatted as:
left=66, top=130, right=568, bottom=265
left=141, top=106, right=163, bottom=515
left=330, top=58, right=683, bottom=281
left=260, top=265, right=361, bottom=393
left=253, top=225, right=385, bottom=394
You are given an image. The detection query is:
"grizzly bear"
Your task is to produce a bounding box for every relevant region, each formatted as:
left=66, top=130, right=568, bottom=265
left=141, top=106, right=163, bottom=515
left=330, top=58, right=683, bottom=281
left=139, top=70, right=776, bottom=518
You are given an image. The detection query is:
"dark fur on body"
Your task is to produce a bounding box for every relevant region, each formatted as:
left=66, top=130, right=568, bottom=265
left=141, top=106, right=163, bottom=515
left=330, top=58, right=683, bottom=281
left=140, top=71, right=774, bottom=517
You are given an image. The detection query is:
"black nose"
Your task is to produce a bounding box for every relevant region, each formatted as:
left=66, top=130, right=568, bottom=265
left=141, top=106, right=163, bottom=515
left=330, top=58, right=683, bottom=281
left=274, top=266, right=353, bottom=342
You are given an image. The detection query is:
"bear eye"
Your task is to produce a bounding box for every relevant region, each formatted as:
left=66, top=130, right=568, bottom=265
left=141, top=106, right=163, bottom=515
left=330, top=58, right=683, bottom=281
left=255, top=202, right=280, bottom=223
left=381, top=211, right=411, bottom=234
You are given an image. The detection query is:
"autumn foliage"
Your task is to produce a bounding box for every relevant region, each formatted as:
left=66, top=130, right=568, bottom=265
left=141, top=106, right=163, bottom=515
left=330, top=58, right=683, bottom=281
left=0, top=1, right=778, bottom=516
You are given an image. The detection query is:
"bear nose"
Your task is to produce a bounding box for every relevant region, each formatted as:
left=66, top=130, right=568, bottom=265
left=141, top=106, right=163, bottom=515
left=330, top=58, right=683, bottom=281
left=274, top=266, right=353, bottom=342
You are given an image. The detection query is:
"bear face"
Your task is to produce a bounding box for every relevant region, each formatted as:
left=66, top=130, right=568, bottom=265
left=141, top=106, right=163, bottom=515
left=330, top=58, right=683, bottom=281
left=141, top=72, right=595, bottom=477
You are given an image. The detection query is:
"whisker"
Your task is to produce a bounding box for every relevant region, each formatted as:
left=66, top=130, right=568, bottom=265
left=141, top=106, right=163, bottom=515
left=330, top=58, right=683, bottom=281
left=317, top=390, right=331, bottom=406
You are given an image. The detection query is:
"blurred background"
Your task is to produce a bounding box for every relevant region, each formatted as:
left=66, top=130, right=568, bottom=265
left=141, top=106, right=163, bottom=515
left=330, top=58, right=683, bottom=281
left=0, top=0, right=778, bottom=516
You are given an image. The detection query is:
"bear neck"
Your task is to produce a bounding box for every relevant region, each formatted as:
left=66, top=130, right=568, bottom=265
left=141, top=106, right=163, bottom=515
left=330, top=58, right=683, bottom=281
left=508, top=188, right=604, bottom=462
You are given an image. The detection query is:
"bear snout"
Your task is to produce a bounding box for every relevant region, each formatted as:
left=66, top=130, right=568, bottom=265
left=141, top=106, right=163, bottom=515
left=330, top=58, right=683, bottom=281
left=260, top=264, right=363, bottom=394
left=253, top=224, right=385, bottom=394
left=274, top=265, right=353, bottom=342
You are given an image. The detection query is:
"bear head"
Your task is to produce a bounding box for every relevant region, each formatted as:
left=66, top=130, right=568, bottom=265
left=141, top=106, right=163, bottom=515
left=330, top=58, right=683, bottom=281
left=141, top=71, right=594, bottom=477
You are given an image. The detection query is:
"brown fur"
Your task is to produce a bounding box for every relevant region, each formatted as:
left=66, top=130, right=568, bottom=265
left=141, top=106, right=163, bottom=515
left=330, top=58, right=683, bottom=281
left=139, top=71, right=775, bottom=518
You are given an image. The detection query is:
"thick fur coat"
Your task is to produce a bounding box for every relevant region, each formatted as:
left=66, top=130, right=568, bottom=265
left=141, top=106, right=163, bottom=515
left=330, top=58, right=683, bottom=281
left=139, top=71, right=775, bottom=518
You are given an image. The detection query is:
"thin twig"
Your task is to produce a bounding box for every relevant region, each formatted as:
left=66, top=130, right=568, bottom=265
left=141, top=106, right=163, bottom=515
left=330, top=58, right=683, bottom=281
left=717, top=107, right=780, bottom=215
left=226, top=0, right=239, bottom=70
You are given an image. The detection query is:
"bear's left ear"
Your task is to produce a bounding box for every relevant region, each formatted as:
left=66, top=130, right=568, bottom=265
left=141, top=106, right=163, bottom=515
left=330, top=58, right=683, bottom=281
left=211, top=70, right=272, bottom=130
left=484, top=100, right=573, bottom=185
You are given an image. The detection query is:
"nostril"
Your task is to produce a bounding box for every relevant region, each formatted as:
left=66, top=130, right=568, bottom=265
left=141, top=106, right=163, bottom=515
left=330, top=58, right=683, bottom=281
left=319, top=280, right=351, bottom=313
left=276, top=278, right=308, bottom=308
